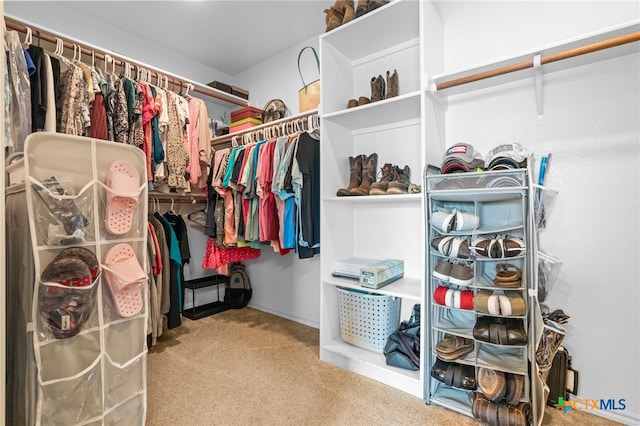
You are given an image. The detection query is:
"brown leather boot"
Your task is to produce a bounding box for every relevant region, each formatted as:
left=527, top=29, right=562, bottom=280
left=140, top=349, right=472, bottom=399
left=337, top=0, right=356, bottom=24
left=386, top=69, right=398, bottom=98
left=350, top=153, right=378, bottom=196
left=356, top=0, right=369, bottom=18
left=369, top=163, right=394, bottom=195
left=370, top=74, right=385, bottom=102
left=337, top=155, right=364, bottom=196
left=387, top=165, right=411, bottom=194
left=358, top=96, right=370, bottom=106
left=324, top=5, right=344, bottom=32
left=368, top=0, right=389, bottom=12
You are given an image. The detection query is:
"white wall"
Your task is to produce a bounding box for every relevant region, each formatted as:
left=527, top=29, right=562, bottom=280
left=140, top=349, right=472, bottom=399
left=234, top=37, right=321, bottom=116
left=435, top=1, right=639, bottom=423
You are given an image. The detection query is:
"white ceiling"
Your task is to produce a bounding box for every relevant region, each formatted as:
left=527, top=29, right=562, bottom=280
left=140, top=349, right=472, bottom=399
left=5, top=0, right=334, bottom=76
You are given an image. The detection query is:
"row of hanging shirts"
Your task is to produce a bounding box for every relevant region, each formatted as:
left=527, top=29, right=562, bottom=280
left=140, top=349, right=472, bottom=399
left=201, top=114, right=321, bottom=269
left=4, top=23, right=212, bottom=193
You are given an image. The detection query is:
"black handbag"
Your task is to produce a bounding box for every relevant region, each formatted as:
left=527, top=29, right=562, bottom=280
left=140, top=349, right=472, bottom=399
left=383, top=304, right=420, bottom=370
left=546, top=346, right=579, bottom=406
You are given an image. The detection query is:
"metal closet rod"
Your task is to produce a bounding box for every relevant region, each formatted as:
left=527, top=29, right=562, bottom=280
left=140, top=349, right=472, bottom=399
left=149, top=192, right=206, bottom=204
left=211, top=109, right=319, bottom=147
left=3, top=15, right=247, bottom=106
left=436, top=30, right=640, bottom=91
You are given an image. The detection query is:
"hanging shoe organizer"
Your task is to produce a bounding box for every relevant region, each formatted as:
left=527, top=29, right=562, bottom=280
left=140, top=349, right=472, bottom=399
left=24, top=133, right=148, bottom=425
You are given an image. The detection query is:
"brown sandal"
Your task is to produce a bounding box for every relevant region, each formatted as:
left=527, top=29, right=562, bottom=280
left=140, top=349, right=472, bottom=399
left=494, top=263, right=522, bottom=288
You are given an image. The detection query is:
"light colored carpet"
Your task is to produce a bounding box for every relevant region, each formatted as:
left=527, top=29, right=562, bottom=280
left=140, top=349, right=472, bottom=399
left=146, top=308, right=619, bottom=426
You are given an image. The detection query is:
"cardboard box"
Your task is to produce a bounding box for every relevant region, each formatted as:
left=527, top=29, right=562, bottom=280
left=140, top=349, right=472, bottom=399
left=333, top=257, right=383, bottom=280
left=360, top=259, right=404, bottom=289
left=206, top=81, right=232, bottom=93
left=231, top=106, right=264, bottom=123
left=229, top=117, right=262, bottom=133
left=231, top=85, right=250, bottom=100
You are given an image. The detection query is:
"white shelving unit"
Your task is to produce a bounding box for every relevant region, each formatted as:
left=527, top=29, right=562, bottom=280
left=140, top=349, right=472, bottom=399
left=319, top=0, right=637, bottom=409
left=318, top=0, right=444, bottom=399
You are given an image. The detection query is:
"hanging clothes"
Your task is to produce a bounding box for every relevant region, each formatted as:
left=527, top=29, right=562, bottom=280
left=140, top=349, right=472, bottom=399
left=89, top=66, right=108, bottom=140
left=154, top=211, right=183, bottom=329
left=42, top=53, right=57, bottom=132
left=187, top=96, right=212, bottom=189
left=165, top=90, right=190, bottom=191
left=5, top=30, right=32, bottom=150
left=293, top=131, right=321, bottom=259
left=5, top=184, right=37, bottom=426
left=27, top=44, right=47, bottom=132
left=58, top=60, right=85, bottom=135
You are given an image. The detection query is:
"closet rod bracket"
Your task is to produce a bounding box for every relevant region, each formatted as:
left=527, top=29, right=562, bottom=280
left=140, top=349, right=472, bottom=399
left=533, top=53, right=544, bottom=126
left=425, top=74, right=448, bottom=112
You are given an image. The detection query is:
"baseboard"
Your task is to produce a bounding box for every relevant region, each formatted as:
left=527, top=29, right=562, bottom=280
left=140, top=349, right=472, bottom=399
left=247, top=303, right=319, bottom=329
left=579, top=405, right=638, bottom=425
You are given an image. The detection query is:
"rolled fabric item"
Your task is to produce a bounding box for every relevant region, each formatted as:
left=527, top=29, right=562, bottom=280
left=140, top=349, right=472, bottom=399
left=433, top=285, right=448, bottom=305
left=459, top=289, right=474, bottom=310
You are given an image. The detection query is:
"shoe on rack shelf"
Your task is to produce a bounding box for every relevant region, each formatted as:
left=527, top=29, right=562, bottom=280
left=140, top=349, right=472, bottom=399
left=448, top=262, right=474, bottom=286
left=387, top=165, right=411, bottom=194
left=435, top=334, right=474, bottom=361
left=386, top=69, right=398, bottom=98
left=350, top=153, right=378, bottom=195
left=370, top=74, right=386, bottom=102
left=336, top=154, right=365, bottom=196
left=369, top=163, right=394, bottom=195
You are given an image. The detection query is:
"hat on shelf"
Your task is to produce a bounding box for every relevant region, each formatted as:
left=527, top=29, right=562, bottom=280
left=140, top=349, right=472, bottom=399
left=485, top=142, right=530, bottom=170
left=441, top=143, right=484, bottom=174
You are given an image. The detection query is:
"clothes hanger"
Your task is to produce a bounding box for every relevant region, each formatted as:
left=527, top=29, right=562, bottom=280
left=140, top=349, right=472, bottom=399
left=104, top=53, right=111, bottom=74
left=54, top=38, right=71, bottom=66
left=22, top=26, right=32, bottom=47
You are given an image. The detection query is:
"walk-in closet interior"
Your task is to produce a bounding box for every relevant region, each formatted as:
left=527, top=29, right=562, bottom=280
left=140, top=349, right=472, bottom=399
left=2, top=1, right=639, bottom=425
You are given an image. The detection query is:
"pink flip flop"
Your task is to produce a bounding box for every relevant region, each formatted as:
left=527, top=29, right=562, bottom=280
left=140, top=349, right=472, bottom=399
left=103, top=243, right=145, bottom=317
left=105, top=161, right=141, bottom=235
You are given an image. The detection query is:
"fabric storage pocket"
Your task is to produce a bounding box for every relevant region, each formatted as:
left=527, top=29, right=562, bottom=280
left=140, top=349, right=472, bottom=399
left=432, top=305, right=476, bottom=334
left=35, top=331, right=102, bottom=425
left=104, top=393, right=145, bottom=426
left=98, top=161, right=146, bottom=239
left=37, top=276, right=99, bottom=340
left=104, top=352, right=145, bottom=410
left=28, top=176, right=94, bottom=246
left=101, top=243, right=147, bottom=321
left=104, top=317, right=147, bottom=362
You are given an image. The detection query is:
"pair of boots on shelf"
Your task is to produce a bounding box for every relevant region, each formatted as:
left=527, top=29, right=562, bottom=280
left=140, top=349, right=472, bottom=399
left=324, top=0, right=391, bottom=32
left=336, top=154, right=413, bottom=196
left=347, top=69, right=398, bottom=108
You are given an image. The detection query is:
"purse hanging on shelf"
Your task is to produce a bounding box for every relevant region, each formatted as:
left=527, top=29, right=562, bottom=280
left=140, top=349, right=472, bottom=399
left=297, top=46, right=320, bottom=113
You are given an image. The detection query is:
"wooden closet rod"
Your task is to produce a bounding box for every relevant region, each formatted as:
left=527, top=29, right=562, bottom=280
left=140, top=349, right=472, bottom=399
left=4, top=15, right=247, bottom=106
left=437, top=31, right=640, bottom=91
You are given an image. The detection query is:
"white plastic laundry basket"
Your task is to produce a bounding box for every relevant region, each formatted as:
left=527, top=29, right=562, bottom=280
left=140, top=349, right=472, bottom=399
left=337, top=287, right=400, bottom=352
